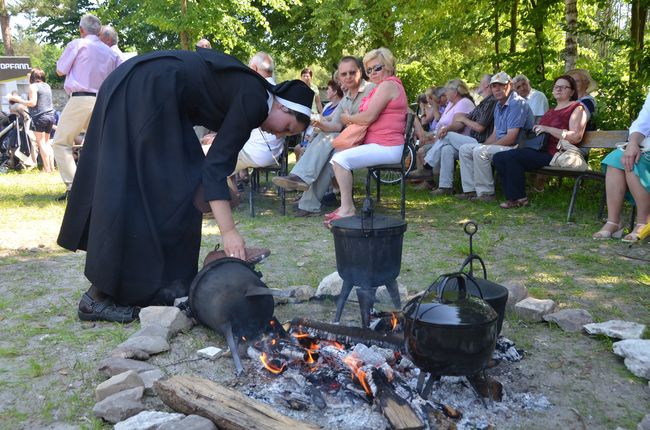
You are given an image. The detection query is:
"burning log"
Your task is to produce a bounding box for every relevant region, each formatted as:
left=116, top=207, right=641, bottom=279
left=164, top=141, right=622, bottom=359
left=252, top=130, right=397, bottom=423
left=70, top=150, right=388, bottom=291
left=155, top=375, right=319, bottom=430
left=467, top=373, right=504, bottom=402
left=371, top=369, right=424, bottom=430
left=291, top=317, right=403, bottom=350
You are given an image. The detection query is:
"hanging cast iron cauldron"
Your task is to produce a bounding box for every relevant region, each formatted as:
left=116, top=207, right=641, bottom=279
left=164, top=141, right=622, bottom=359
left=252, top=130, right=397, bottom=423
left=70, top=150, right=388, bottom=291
left=443, top=221, right=509, bottom=334
left=189, top=257, right=273, bottom=375
left=330, top=198, right=407, bottom=289
left=403, top=272, right=498, bottom=376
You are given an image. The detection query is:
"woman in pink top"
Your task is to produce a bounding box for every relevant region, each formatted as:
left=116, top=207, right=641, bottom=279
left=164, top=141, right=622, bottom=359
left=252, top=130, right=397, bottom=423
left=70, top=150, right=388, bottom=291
left=326, top=47, right=408, bottom=224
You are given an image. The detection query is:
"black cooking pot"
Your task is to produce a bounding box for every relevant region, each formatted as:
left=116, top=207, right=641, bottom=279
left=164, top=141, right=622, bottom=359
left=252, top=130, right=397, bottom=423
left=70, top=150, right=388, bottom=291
left=189, top=257, right=274, bottom=375
left=403, top=272, right=498, bottom=376
left=447, top=222, right=509, bottom=334
left=330, top=198, right=407, bottom=288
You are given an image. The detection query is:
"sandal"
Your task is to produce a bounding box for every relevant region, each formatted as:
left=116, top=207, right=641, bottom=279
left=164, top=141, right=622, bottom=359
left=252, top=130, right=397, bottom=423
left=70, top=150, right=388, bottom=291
left=499, top=197, right=529, bottom=209
left=592, top=220, right=624, bottom=240
left=622, top=223, right=647, bottom=243
left=78, top=293, right=140, bottom=323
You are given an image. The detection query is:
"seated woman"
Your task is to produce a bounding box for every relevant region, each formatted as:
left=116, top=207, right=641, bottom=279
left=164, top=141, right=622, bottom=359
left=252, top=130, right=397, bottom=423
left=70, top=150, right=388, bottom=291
left=295, top=79, right=343, bottom=160
left=493, top=75, right=588, bottom=208
left=325, top=47, right=408, bottom=224
left=592, top=90, right=650, bottom=242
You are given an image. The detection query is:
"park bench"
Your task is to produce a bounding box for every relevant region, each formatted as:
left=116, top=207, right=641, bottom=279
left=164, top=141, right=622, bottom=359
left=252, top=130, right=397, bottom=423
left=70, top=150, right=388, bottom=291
left=531, top=129, right=629, bottom=222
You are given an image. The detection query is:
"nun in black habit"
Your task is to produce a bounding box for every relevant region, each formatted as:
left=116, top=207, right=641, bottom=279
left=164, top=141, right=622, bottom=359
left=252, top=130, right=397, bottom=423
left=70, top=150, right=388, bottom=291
left=57, top=49, right=313, bottom=322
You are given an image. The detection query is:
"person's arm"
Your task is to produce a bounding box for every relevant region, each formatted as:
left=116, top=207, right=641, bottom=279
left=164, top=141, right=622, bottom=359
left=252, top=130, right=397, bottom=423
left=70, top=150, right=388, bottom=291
left=483, top=128, right=497, bottom=145
left=210, top=200, right=245, bottom=260
left=8, top=84, right=37, bottom=107
left=315, top=92, right=323, bottom=114
left=340, top=80, right=398, bottom=126
left=533, top=105, right=587, bottom=145
left=56, top=40, right=78, bottom=76
left=313, top=103, right=344, bottom=132
left=493, top=128, right=521, bottom=146
left=622, top=132, right=644, bottom=171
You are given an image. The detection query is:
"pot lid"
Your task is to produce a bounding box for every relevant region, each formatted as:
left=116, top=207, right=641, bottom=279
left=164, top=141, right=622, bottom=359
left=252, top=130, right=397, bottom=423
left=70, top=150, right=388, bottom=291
left=407, top=291, right=497, bottom=326
left=330, top=213, right=407, bottom=232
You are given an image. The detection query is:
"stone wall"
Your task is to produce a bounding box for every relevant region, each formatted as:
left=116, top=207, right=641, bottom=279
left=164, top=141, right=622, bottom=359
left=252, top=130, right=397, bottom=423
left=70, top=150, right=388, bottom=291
left=52, top=89, right=69, bottom=112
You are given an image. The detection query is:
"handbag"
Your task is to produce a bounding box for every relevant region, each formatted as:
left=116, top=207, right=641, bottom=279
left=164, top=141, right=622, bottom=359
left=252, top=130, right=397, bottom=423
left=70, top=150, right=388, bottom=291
left=332, top=123, right=369, bottom=152
left=549, top=139, right=588, bottom=170
left=519, top=129, right=548, bottom=151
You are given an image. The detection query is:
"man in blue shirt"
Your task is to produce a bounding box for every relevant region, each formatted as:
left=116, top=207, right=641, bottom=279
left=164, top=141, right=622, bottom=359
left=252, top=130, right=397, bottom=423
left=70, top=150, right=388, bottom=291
left=458, top=72, right=534, bottom=201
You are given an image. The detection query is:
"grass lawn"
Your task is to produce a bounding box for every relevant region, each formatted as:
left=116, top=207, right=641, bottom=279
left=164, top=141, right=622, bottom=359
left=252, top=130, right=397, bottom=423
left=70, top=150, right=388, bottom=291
left=0, top=166, right=648, bottom=429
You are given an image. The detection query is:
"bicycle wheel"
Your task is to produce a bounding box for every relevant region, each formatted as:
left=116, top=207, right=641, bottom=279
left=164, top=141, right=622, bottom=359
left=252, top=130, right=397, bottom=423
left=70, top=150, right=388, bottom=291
left=372, top=144, right=415, bottom=185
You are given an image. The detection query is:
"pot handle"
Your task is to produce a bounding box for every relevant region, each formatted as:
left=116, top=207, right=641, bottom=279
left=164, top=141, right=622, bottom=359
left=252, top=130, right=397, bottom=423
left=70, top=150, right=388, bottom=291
left=459, top=255, right=488, bottom=279
left=361, top=197, right=374, bottom=235
left=437, top=272, right=469, bottom=301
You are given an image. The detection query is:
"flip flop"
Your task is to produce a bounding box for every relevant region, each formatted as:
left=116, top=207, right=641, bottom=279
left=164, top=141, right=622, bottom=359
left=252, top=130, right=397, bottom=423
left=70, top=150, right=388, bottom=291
left=77, top=293, right=140, bottom=323
left=324, top=209, right=341, bottom=221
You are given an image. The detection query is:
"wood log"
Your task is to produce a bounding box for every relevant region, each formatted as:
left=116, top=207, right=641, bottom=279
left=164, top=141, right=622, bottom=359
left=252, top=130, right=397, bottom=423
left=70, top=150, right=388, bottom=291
left=155, top=375, right=320, bottom=430
left=372, top=370, right=424, bottom=430
left=291, top=317, right=403, bottom=349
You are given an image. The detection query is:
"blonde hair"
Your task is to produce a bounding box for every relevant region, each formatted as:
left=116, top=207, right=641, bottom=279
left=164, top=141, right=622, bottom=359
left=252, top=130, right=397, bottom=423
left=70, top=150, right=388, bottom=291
left=363, top=47, right=396, bottom=76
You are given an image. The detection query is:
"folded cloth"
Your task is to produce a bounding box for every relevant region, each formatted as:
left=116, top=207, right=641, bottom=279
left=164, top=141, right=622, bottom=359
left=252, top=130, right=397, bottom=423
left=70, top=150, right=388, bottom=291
left=203, top=247, right=271, bottom=266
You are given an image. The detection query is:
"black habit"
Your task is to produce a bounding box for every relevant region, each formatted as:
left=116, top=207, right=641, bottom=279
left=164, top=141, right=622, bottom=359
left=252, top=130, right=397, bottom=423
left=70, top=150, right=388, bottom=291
left=58, top=49, right=274, bottom=306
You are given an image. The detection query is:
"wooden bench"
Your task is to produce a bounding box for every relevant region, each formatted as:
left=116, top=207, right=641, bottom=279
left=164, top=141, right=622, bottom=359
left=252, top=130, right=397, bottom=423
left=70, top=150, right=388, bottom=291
left=532, top=130, right=629, bottom=222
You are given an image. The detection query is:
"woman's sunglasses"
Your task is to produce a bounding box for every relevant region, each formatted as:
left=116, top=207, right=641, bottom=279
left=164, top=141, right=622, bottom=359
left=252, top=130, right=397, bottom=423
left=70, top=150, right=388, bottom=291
left=365, top=64, right=384, bottom=75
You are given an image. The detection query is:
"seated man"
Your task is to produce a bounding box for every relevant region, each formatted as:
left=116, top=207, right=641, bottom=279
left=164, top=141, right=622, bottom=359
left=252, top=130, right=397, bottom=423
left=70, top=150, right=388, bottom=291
left=512, top=74, right=548, bottom=121
left=424, top=73, right=497, bottom=195
left=272, top=56, right=374, bottom=216
left=458, top=72, right=534, bottom=201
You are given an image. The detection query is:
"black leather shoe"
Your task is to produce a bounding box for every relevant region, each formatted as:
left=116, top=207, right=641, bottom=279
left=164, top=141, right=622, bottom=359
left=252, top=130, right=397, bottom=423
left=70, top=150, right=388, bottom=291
left=272, top=174, right=309, bottom=191
left=56, top=191, right=69, bottom=201
left=78, top=293, right=140, bottom=323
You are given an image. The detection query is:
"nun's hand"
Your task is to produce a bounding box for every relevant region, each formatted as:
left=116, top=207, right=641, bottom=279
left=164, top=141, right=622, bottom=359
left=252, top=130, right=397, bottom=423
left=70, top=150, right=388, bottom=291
left=222, top=229, right=246, bottom=260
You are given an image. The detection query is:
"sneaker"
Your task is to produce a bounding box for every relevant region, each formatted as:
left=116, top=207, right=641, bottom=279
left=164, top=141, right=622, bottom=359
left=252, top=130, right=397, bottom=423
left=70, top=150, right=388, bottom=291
left=455, top=192, right=477, bottom=200
left=272, top=174, right=309, bottom=191
left=430, top=187, right=453, bottom=196
left=293, top=208, right=321, bottom=217
left=474, top=193, right=496, bottom=202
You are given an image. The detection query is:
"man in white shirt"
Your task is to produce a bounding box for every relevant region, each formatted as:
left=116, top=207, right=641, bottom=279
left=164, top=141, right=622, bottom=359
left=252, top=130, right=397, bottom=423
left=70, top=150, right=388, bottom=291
left=512, top=74, right=548, bottom=122
left=99, top=25, right=128, bottom=62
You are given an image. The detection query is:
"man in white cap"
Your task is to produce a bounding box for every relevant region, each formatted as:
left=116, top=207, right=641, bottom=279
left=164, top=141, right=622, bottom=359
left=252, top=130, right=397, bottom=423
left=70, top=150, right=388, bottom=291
left=458, top=72, right=534, bottom=201
left=57, top=49, right=313, bottom=323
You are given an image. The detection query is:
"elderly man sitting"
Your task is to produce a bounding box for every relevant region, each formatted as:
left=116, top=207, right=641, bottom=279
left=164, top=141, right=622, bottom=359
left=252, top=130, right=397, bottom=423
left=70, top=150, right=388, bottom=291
left=512, top=74, right=548, bottom=121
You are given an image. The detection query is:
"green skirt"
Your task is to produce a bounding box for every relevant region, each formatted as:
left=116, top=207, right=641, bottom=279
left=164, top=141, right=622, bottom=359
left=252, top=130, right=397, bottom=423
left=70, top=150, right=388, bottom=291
left=602, top=148, right=650, bottom=193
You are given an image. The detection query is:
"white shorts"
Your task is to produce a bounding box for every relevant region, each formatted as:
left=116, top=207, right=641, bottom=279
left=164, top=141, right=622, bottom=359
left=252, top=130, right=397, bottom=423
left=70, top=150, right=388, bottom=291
left=330, top=143, right=403, bottom=170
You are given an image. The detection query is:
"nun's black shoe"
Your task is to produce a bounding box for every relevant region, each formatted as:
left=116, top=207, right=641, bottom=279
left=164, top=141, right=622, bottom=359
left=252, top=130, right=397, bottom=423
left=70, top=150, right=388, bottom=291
left=77, top=293, right=140, bottom=323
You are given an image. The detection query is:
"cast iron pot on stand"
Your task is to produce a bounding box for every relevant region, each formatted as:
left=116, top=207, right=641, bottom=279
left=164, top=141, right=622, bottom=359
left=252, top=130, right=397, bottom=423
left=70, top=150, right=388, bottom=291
left=329, top=198, right=407, bottom=327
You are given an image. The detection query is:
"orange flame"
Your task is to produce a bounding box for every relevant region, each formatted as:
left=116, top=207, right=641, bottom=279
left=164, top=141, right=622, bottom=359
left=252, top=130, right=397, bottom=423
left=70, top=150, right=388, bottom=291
left=305, top=350, right=316, bottom=364
left=390, top=313, right=398, bottom=331
left=260, top=352, right=286, bottom=375
left=343, top=355, right=372, bottom=396
left=323, top=340, right=344, bottom=350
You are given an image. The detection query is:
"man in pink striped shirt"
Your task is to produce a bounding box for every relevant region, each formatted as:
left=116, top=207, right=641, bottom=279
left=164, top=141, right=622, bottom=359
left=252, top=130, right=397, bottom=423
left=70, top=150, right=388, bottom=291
left=52, top=14, right=122, bottom=201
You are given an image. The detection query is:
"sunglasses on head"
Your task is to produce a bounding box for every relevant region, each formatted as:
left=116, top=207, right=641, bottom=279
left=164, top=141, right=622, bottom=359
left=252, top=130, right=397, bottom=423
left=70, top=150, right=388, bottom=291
left=365, top=64, right=384, bottom=75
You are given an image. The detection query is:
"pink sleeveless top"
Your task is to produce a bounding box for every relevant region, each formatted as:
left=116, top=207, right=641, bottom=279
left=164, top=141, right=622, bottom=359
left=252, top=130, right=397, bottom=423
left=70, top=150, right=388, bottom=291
left=360, top=76, right=408, bottom=147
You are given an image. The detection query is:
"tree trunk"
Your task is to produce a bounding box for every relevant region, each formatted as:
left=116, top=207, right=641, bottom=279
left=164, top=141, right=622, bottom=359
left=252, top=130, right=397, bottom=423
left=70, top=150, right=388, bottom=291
left=630, top=0, right=647, bottom=76
left=510, top=0, right=518, bottom=54
left=564, top=0, right=577, bottom=71
left=494, top=0, right=501, bottom=69
left=0, top=0, right=13, bottom=56
left=180, top=0, right=189, bottom=50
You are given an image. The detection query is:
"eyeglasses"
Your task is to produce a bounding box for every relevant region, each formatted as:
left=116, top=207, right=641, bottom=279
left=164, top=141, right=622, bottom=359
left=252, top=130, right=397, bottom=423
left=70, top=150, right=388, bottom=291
left=339, top=70, right=358, bottom=78
left=553, top=85, right=571, bottom=91
left=365, top=64, right=384, bottom=75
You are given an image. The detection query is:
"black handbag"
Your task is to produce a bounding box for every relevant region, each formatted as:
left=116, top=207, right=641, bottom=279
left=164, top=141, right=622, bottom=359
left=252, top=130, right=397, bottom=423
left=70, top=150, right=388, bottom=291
left=519, top=129, right=548, bottom=151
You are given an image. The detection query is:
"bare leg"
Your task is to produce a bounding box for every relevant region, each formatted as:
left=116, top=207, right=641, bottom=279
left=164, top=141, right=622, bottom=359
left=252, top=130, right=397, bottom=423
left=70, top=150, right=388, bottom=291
left=332, top=161, right=355, bottom=216
left=602, top=167, right=626, bottom=232
left=35, top=132, right=53, bottom=173
left=625, top=169, right=650, bottom=231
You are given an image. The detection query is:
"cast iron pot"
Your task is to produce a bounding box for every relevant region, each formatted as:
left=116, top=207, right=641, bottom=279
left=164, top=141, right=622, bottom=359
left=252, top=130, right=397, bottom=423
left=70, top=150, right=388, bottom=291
left=330, top=199, right=407, bottom=288
left=189, top=257, right=273, bottom=374
left=403, top=272, right=498, bottom=376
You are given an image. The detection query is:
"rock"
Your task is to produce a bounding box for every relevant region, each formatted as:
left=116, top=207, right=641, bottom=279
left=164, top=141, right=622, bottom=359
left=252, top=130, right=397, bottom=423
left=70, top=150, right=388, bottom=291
left=174, top=296, right=188, bottom=307
left=110, top=347, right=151, bottom=361
left=98, top=357, right=158, bottom=377
left=139, top=306, right=193, bottom=335
left=118, top=335, right=170, bottom=355
left=114, top=410, right=185, bottom=430
left=612, top=339, right=650, bottom=379
left=375, top=282, right=408, bottom=305
left=139, top=369, right=165, bottom=395
left=584, top=320, right=646, bottom=340
left=502, top=282, right=528, bottom=311
left=159, top=415, right=217, bottom=430
left=543, top=309, right=593, bottom=332
left=514, top=297, right=556, bottom=322
left=287, top=285, right=314, bottom=303
left=130, top=324, right=172, bottom=341
left=92, top=387, right=145, bottom=424
left=197, top=346, right=224, bottom=360
left=638, top=414, right=650, bottom=430
left=96, top=370, right=144, bottom=401
left=315, top=272, right=343, bottom=297
left=315, top=271, right=408, bottom=304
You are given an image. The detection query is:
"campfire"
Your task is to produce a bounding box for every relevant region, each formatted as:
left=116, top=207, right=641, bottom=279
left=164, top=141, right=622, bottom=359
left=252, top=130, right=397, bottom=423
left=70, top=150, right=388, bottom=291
left=236, top=313, right=548, bottom=430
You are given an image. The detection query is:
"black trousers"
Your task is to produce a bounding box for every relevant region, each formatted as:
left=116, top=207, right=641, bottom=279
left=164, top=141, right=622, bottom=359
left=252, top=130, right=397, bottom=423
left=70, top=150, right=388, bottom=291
left=493, top=148, right=553, bottom=201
